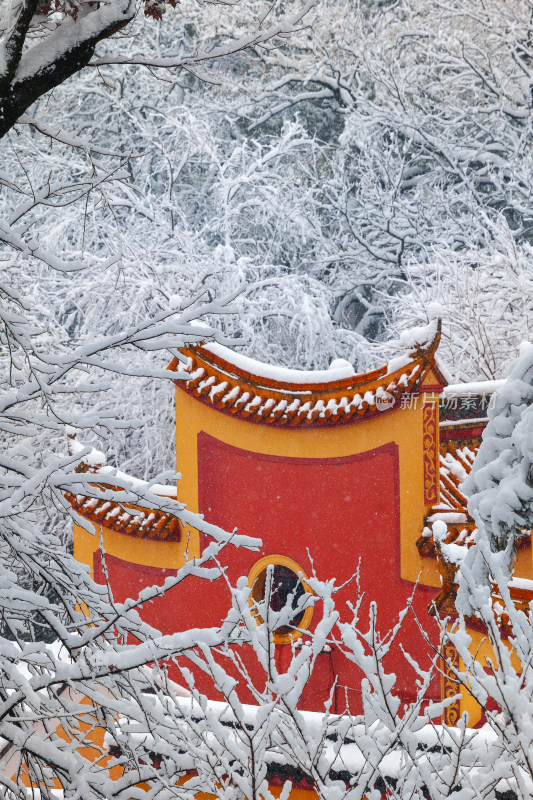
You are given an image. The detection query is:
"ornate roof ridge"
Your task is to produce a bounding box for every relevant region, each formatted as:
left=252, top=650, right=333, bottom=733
left=172, top=323, right=443, bottom=427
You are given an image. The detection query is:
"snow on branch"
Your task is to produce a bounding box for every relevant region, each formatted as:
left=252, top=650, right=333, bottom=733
left=92, top=0, right=316, bottom=69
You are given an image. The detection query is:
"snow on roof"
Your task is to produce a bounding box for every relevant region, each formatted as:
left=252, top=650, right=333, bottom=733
left=438, top=446, right=476, bottom=515
left=64, top=460, right=181, bottom=541
left=434, top=354, right=453, bottom=385
left=174, top=326, right=442, bottom=427
left=417, top=443, right=478, bottom=569
left=419, top=432, right=531, bottom=618
left=442, top=379, right=505, bottom=397
left=104, top=693, right=503, bottom=790
left=508, top=576, right=533, bottom=592
left=203, top=341, right=357, bottom=384
left=439, top=417, right=488, bottom=427
left=69, top=435, right=107, bottom=467
left=65, top=432, right=180, bottom=537
left=399, top=319, right=439, bottom=349
left=66, top=486, right=181, bottom=541
left=97, top=466, right=178, bottom=498
left=67, top=431, right=178, bottom=499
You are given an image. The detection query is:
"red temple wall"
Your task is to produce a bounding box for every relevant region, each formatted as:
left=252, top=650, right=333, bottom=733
left=195, top=433, right=439, bottom=709
left=93, top=432, right=439, bottom=711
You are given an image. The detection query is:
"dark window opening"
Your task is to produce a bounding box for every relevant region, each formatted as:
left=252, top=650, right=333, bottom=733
left=253, top=564, right=306, bottom=635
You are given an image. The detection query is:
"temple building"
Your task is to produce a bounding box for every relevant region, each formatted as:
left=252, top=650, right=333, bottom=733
left=68, top=323, right=531, bottom=727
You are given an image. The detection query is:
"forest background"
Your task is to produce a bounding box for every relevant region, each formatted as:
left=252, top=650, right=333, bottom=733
left=3, top=0, right=532, bottom=498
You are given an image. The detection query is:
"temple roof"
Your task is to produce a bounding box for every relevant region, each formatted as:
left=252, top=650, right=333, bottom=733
left=65, top=462, right=181, bottom=541
left=417, top=387, right=490, bottom=575
left=67, top=490, right=181, bottom=541
left=172, top=324, right=444, bottom=427
left=426, top=378, right=504, bottom=526
left=431, top=445, right=475, bottom=521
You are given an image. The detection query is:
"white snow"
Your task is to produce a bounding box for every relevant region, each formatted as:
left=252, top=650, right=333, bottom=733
left=168, top=294, right=182, bottom=309
left=97, top=466, right=178, bottom=497
left=328, top=357, right=354, bottom=371
left=427, top=301, right=444, bottom=319
left=441, top=451, right=469, bottom=483
left=441, top=542, right=467, bottom=565
left=386, top=353, right=412, bottom=373
left=67, top=436, right=178, bottom=497
left=15, top=3, right=135, bottom=84
left=203, top=341, right=356, bottom=383
left=435, top=354, right=453, bottom=384
left=69, top=437, right=106, bottom=467
left=443, top=380, right=506, bottom=397
left=439, top=417, right=488, bottom=427
left=507, top=577, right=533, bottom=592
left=399, top=319, right=438, bottom=349
left=427, top=511, right=468, bottom=523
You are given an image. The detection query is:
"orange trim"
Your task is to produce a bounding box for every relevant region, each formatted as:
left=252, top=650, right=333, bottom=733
left=423, top=401, right=439, bottom=505
left=247, top=555, right=314, bottom=644
left=441, top=639, right=461, bottom=726
left=439, top=472, right=468, bottom=511
left=420, top=384, right=444, bottom=393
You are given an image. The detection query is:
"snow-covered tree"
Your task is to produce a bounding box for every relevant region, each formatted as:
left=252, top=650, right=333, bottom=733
left=7, top=0, right=533, bottom=391
left=0, top=0, right=314, bottom=139
left=103, top=556, right=533, bottom=800
left=442, top=555, right=533, bottom=798
left=233, top=0, right=533, bottom=380
left=388, top=218, right=533, bottom=381
left=9, top=0, right=533, bottom=391
left=0, top=267, right=271, bottom=796
left=463, top=343, right=533, bottom=557
left=8, top=0, right=533, bottom=795
left=449, top=342, right=533, bottom=643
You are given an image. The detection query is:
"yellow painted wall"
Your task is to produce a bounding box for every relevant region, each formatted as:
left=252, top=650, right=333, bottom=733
left=73, top=516, right=190, bottom=579
left=456, top=624, right=523, bottom=728
left=514, top=542, right=532, bottom=579
left=17, top=694, right=123, bottom=791
left=72, top=376, right=442, bottom=586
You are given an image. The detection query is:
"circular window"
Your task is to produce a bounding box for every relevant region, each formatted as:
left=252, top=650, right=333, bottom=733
left=248, top=556, right=313, bottom=644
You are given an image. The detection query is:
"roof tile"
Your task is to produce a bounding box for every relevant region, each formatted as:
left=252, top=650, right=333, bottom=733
left=173, top=332, right=441, bottom=427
